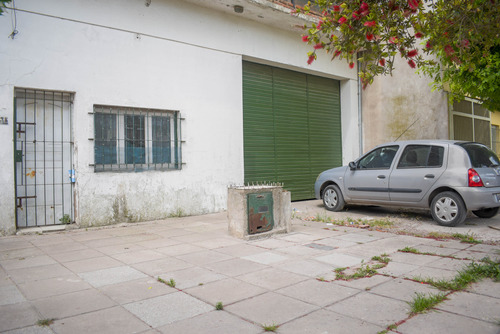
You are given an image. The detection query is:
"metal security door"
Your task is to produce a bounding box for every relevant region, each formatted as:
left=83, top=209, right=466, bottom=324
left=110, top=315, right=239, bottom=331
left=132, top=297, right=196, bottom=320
left=14, top=88, right=74, bottom=228
left=243, top=62, right=342, bottom=200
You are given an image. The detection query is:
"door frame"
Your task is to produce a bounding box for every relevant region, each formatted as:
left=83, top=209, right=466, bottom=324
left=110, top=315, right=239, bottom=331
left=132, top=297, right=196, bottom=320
left=13, top=88, right=75, bottom=228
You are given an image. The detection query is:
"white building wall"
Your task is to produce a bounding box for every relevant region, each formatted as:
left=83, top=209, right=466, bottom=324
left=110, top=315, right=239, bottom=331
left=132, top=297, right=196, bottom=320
left=0, top=0, right=359, bottom=233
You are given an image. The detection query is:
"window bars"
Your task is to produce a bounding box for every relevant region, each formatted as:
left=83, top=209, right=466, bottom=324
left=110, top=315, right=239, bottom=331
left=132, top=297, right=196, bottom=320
left=93, top=105, right=182, bottom=172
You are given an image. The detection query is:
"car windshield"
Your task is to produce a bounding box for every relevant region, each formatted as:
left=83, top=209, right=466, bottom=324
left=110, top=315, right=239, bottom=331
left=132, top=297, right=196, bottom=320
left=458, top=143, right=500, bottom=168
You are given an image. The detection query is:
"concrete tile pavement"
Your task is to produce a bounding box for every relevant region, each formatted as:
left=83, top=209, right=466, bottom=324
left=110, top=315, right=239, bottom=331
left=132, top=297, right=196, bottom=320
left=0, top=200, right=498, bottom=334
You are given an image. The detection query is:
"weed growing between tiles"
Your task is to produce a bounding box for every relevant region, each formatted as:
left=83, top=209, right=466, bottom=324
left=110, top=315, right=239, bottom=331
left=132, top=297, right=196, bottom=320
left=377, top=250, right=500, bottom=333
left=306, top=213, right=394, bottom=229
left=377, top=321, right=403, bottom=334
left=398, top=246, right=483, bottom=262
left=408, top=292, right=448, bottom=314
left=297, top=210, right=495, bottom=245
left=157, top=277, right=176, bottom=288
left=394, top=229, right=491, bottom=245
left=451, top=233, right=483, bottom=244
left=262, top=323, right=279, bottom=332
left=322, top=253, right=392, bottom=281
left=413, top=257, right=500, bottom=291
left=37, top=319, right=55, bottom=327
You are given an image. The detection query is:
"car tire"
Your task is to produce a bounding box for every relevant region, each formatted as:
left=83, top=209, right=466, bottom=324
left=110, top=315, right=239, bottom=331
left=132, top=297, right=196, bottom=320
left=430, top=191, right=467, bottom=227
left=322, top=185, right=345, bottom=212
left=472, top=207, right=500, bottom=219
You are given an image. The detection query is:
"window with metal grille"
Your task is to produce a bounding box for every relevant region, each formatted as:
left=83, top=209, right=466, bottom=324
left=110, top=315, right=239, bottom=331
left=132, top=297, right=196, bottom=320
left=93, top=105, right=181, bottom=172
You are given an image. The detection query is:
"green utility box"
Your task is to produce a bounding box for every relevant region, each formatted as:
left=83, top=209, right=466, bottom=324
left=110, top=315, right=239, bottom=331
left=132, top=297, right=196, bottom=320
left=247, top=192, right=273, bottom=234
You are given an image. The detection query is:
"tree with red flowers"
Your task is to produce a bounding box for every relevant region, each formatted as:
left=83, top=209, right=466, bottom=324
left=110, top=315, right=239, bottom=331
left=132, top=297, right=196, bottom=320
left=297, top=0, right=500, bottom=111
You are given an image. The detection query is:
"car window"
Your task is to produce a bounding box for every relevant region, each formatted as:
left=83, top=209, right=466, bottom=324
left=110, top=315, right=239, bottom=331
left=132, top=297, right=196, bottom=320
left=358, top=145, right=399, bottom=169
left=458, top=143, right=500, bottom=168
left=397, top=145, right=444, bottom=168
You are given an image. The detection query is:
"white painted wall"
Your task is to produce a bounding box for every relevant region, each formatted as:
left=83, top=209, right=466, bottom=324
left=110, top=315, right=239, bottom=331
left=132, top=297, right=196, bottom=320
left=0, top=0, right=359, bottom=233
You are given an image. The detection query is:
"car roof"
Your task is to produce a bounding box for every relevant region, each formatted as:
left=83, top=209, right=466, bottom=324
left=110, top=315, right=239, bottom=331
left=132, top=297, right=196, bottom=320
left=374, top=139, right=470, bottom=147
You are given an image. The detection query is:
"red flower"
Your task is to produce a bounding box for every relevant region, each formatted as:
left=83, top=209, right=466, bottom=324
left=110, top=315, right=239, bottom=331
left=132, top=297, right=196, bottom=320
left=307, top=54, right=316, bottom=65
left=360, top=2, right=369, bottom=11
left=333, top=50, right=342, bottom=58
left=407, top=49, right=418, bottom=57
left=317, top=20, right=323, bottom=30
left=415, top=32, right=423, bottom=38
left=389, top=36, right=398, bottom=44
left=379, top=58, right=386, bottom=66
left=349, top=62, right=355, bottom=69
left=425, top=41, right=432, bottom=49
left=366, top=33, right=374, bottom=41
left=408, top=59, right=416, bottom=68
left=352, top=11, right=360, bottom=20
left=444, top=45, right=455, bottom=56
left=364, top=21, right=376, bottom=27
left=408, top=0, right=420, bottom=10
left=302, top=35, right=309, bottom=42
left=314, top=43, right=324, bottom=50
left=338, top=16, right=347, bottom=24
left=461, top=39, right=470, bottom=48
left=333, top=5, right=341, bottom=12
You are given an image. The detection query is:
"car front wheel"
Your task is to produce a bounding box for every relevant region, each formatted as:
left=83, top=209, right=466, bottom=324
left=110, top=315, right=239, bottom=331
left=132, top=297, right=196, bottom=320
left=322, top=185, right=345, bottom=212
left=472, top=207, right=499, bottom=218
left=430, top=191, right=467, bottom=227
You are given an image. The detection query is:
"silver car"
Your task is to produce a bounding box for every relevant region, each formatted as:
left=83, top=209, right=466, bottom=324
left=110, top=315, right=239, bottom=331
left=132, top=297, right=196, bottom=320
left=314, top=140, right=500, bottom=226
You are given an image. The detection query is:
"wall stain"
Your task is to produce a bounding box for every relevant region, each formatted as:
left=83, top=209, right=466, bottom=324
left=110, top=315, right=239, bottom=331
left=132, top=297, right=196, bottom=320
left=112, top=195, right=129, bottom=223
left=388, top=96, right=418, bottom=141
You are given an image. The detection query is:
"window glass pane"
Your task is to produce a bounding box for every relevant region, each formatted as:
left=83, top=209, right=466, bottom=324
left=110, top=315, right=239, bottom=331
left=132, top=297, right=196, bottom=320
left=398, top=145, right=426, bottom=168
left=453, top=115, right=473, bottom=141
left=125, top=115, right=145, bottom=164
left=474, top=118, right=491, bottom=147
left=359, top=145, right=398, bottom=169
left=152, top=116, right=171, bottom=164
left=473, top=103, right=489, bottom=117
left=459, top=142, right=500, bottom=168
left=453, top=100, right=472, bottom=114
left=427, top=146, right=444, bottom=167
left=492, top=125, right=500, bottom=156
left=95, top=113, right=117, bottom=165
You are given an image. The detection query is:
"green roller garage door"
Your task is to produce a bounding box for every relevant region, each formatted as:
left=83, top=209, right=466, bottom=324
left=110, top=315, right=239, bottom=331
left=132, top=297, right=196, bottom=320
left=243, top=61, right=342, bottom=200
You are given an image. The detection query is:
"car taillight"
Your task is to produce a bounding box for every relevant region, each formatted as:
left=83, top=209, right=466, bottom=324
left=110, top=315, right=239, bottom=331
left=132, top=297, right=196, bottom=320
left=468, top=168, right=484, bottom=187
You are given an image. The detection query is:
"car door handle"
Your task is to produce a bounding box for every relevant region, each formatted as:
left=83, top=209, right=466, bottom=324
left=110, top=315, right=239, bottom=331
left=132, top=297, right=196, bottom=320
left=377, top=175, right=386, bottom=179
left=425, top=174, right=435, bottom=179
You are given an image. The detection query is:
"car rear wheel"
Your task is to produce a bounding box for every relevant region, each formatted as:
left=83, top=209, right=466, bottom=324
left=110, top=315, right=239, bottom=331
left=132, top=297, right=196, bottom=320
left=472, top=207, right=499, bottom=218
left=323, top=185, right=345, bottom=212
left=430, top=191, right=466, bottom=227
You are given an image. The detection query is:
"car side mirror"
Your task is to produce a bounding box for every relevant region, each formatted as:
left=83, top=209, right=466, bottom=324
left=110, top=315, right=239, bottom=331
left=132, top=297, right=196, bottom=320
left=349, top=161, right=357, bottom=170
